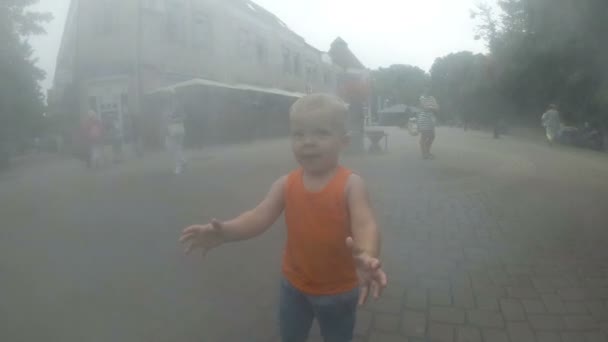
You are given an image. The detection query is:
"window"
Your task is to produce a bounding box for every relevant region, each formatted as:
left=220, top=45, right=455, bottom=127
left=143, top=0, right=164, bottom=11
left=95, top=1, right=114, bottom=35
left=305, top=62, right=318, bottom=82
left=237, top=28, right=251, bottom=56
left=166, top=13, right=186, bottom=43
left=282, top=47, right=291, bottom=74
left=193, top=12, right=212, bottom=49
left=324, top=71, right=332, bottom=85
left=293, top=53, right=301, bottom=75
left=255, top=38, right=267, bottom=64
left=166, top=1, right=185, bottom=43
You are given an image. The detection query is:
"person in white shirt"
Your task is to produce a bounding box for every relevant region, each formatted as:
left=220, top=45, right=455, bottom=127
left=417, top=93, right=439, bottom=159
left=541, top=104, right=561, bottom=145
left=165, top=95, right=186, bottom=174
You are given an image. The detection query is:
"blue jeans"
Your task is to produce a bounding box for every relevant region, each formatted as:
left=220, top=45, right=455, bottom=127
left=279, top=278, right=359, bottom=342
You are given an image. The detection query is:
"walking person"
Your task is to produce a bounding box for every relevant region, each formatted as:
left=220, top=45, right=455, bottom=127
left=417, top=93, right=439, bottom=159
left=165, top=99, right=186, bottom=175
left=541, top=104, right=561, bottom=146
left=81, top=110, right=103, bottom=168
left=110, top=117, right=123, bottom=163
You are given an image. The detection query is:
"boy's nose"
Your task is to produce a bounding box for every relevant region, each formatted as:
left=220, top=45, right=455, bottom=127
left=302, top=136, right=317, bottom=145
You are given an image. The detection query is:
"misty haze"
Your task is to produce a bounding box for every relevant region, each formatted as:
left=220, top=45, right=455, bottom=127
left=1, top=1, right=608, bottom=341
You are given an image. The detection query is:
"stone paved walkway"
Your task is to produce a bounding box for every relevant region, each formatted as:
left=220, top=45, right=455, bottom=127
left=1, top=127, right=608, bottom=342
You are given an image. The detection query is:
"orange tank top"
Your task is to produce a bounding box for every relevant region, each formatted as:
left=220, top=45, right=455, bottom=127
left=282, top=166, right=358, bottom=295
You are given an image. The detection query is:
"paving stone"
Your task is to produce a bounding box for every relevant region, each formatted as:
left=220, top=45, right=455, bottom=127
left=453, top=288, right=475, bottom=309
left=586, top=331, right=608, bottom=342
left=307, top=335, right=324, bottom=342
left=456, top=326, right=481, bottom=342
left=481, top=329, right=510, bottom=342
left=368, top=295, right=404, bottom=314
left=559, top=288, right=588, bottom=301
left=536, top=332, right=561, bottom=342
left=375, top=313, right=401, bottom=333
left=405, top=288, right=428, bottom=311
left=355, top=310, right=373, bottom=336
left=528, top=314, right=564, bottom=331
left=563, top=315, right=598, bottom=331
left=474, top=286, right=505, bottom=298
left=586, top=288, right=608, bottom=300
left=500, top=298, right=526, bottom=321
left=430, top=307, right=465, bottom=324
left=523, top=299, right=547, bottom=314
left=467, top=310, right=504, bottom=328
left=428, top=323, right=454, bottom=342
left=401, top=310, right=426, bottom=337
left=543, top=294, right=568, bottom=314
left=430, top=288, right=453, bottom=306
left=384, top=282, right=407, bottom=299
left=310, top=320, right=321, bottom=336
left=368, top=331, right=407, bottom=342
left=586, top=302, right=608, bottom=321
left=564, top=301, right=589, bottom=315
left=561, top=332, right=587, bottom=342
left=475, top=295, right=499, bottom=311
left=507, top=322, right=536, bottom=342
left=507, top=287, right=539, bottom=299
left=420, top=277, right=451, bottom=291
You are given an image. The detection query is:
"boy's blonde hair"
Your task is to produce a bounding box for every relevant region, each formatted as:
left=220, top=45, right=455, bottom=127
left=290, top=93, right=349, bottom=133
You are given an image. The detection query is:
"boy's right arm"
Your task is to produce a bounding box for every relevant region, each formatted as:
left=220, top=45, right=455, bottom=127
left=217, top=176, right=286, bottom=242
left=180, top=176, right=286, bottom=254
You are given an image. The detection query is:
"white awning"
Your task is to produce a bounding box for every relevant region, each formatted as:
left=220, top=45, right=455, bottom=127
left=147, top=78, right=306, bottom=98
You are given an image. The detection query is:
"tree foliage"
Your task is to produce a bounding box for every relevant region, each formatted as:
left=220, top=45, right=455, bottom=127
left=372, top=64, right=429, bottom=107
left=0, top=0, right=51, bottom=165
left=471, top=0, right=608, bottom=125
left=430, top=52, right=496, bottom=124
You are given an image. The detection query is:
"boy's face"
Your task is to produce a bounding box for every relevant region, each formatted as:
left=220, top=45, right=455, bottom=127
left=290, top=109, right=348, bottom=174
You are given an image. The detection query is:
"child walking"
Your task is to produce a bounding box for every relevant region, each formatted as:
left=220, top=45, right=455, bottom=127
left=179, top=94, right=387, bottom=342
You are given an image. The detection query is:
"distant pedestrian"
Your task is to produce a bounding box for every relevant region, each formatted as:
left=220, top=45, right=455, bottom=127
left=179, top=94, right=387, bottom=342
left=165, top=100, right=186, bottom=175
left=110, top=118, right=123, bottom=163
left=417, top=94, right=439, bottom=159
left=541, top=104, right=561, bottom=145
left=132, top=114, right=145, bottom=157
left=81, top=110, right=103, bottom=168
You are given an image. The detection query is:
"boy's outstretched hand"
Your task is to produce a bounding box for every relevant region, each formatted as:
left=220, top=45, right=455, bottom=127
left=346, top=237, right=388, bottom=306
left=180, top=219, right=225, bottom=255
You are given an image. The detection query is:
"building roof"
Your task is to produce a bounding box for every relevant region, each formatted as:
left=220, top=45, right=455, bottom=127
left=232, top=0, right=320, bottom=52
left=329, top=37, right=365, bottom=70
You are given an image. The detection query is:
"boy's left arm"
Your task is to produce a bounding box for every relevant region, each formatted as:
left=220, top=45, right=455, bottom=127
left=346, top=174, right=388, bottom=305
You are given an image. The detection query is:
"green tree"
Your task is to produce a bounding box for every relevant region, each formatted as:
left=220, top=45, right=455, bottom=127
left=430, top=51, right=497, bottom=124
left=473, top=0, right=608, bottom=127
left=372, top=64, right=429, bottom=107
left=0, top=0, right=51, bottom=167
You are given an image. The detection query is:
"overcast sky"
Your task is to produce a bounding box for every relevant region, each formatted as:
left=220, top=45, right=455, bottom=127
left=29, top=0, right=492, bottom=93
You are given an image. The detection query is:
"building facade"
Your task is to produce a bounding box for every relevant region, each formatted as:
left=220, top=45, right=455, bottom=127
left=50, top=0, right=364, bottom=145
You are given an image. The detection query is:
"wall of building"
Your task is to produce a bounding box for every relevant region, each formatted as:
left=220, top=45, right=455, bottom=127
left=52, top=0, right=347, bottom=148
left=139, top=0, right=335, bottom=94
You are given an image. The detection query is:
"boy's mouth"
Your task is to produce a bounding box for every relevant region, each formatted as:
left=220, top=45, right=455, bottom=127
left=300, top=153, right=321, bottom=161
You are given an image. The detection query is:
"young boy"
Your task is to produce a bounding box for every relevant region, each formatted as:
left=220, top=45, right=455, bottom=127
left=179, top=94, right=387, bottom=342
